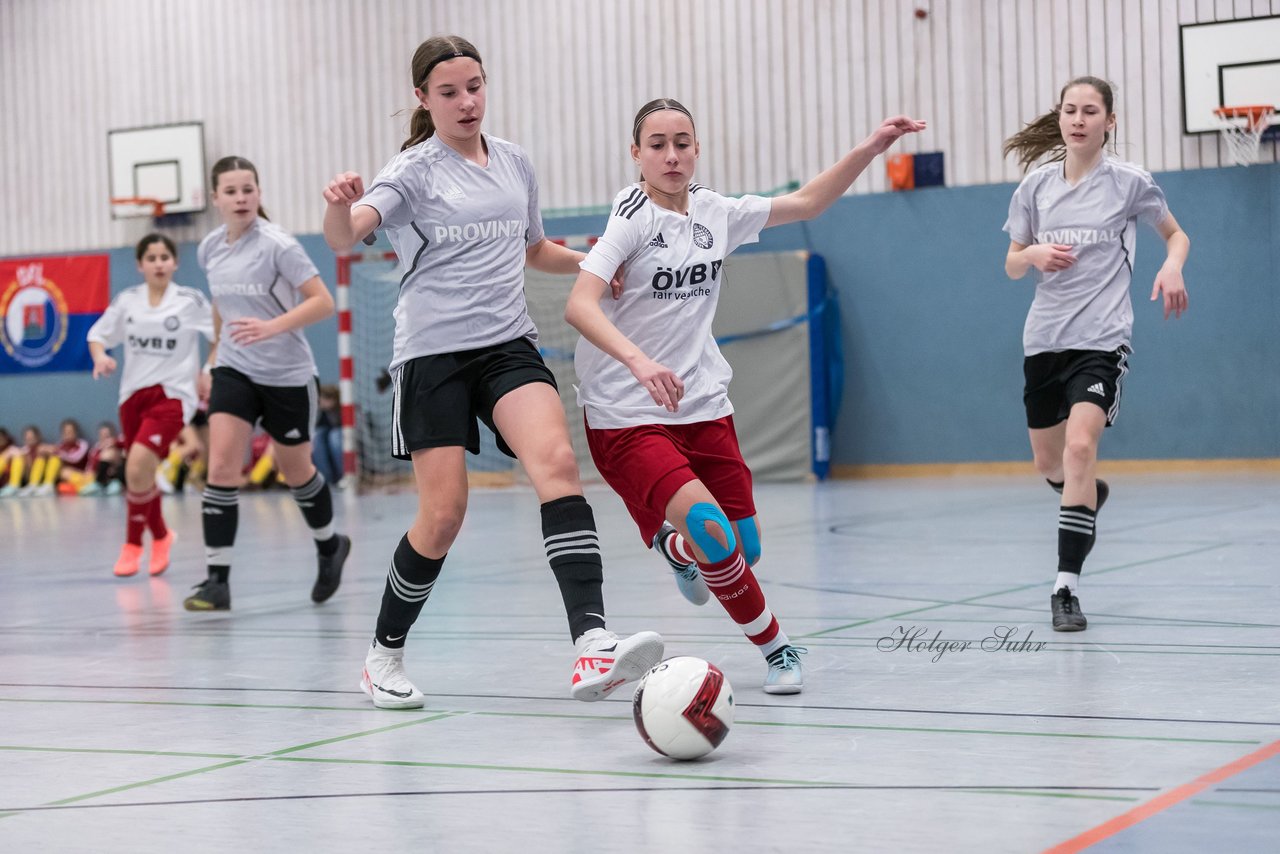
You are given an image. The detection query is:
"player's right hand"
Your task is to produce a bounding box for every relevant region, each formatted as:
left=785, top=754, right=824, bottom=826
left=1026, top=243, right=1076, bottom=273
left=92, top=355, right=116, bottom=379
left=324, top=172, right=365, bottom=206
left=631, top=357, right=685, bottom=413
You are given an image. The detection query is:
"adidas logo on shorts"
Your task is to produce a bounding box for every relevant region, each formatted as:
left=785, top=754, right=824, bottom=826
left=284, top=428, right=302, bottom=439
left=1087, top=382, right=1105, bottom=396
left=648, top=231, right=668, bottom=248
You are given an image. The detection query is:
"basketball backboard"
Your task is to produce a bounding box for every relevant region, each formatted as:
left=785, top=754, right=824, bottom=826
left=1180, top=15, right=1280, bottom=135
left=107, top=122, right=207, bottom=218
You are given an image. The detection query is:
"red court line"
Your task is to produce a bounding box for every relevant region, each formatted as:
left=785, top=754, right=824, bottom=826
left=1043, top=738, right=1280, bottom=853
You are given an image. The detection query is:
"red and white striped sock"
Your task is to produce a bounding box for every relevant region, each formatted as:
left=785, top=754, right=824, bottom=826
left=662, top=528, right=698, bottom=565
left=698, top=550, right=789, bottom=656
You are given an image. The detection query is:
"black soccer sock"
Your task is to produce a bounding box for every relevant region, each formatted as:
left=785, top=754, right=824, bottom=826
left=1057, top=504, right=1097, bottom=575
left=375, top=534, right=445, bottom=649
left=95, top=460, right=112, bottom=486
left=202, top=484, right=239, bottom=583
left=290, top=471, right=340, bottom=555
left=1047, top=478, right=1065, bottom=493
left=541, top=495, right=607, bottom=641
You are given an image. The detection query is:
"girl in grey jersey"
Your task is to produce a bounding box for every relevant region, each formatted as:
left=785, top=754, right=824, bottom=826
left=186, top=155, right=351, bottom=612
left=1002, top=76, right=1190, bottom=631
left=323, top=35, right=661, bottom=710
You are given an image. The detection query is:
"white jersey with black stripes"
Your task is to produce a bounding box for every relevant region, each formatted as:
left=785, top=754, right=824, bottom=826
left=576, top=183, right=771, bottom=428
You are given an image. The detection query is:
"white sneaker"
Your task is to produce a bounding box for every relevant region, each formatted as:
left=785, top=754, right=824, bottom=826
left=34, top=482, right=55, bottom=497
left=763, top=645, right=807, bottom=695
left=571, top=628, right=665, bottom=702
left=652, top=522, right=710, bottom=606
left=360, top=642, right=425, bottom=709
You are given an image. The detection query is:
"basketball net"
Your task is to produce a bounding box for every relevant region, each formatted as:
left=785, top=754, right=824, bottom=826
left=1213, top=106, right=1274, bottom=166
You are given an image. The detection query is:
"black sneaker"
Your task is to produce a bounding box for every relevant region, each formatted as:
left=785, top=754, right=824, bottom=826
left=312, top=534, right=350, bottom=604
left=1051, top=586, right=1087, bottom=632
left=184, top=578, right=231, bottom=611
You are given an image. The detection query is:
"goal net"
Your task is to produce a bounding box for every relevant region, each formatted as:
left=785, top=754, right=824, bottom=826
left=345, top=245, right=837, bottom=491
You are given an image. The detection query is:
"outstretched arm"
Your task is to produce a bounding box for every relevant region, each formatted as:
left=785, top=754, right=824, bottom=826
left=765, top=116, right=927, bottom=228
left=564, top=271, right=684, bottom=412
left=1151, top=213, right=1189, bottom=320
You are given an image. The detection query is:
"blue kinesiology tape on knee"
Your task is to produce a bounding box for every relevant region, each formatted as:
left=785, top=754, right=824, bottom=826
left=737, top=516, right=761, bottom=565
left=684, top=502, right=736, bottom=563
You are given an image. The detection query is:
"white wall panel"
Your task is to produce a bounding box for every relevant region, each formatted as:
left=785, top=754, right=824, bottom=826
left=1, top=0, right=1275, bottom=256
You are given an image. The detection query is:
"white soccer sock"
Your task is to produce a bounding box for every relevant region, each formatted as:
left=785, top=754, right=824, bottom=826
left=1054, top=572, right=1079, bottom=594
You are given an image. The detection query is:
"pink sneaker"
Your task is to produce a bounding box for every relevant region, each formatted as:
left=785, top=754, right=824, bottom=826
left=113, top=543, right=143, bottom=578
left=149, top=529, right=176, bottom=576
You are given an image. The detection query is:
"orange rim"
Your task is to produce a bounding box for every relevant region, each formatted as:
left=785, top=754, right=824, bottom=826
left=110, top=196, right=167, bottom=217
left=1214, top=105, right=1274, bottom=129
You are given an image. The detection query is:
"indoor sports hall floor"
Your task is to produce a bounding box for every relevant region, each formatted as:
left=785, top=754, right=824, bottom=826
left=1, top=473, right=1277, bottom=852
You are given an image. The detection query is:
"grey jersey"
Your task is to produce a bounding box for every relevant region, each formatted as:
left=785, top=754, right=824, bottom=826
left=198, top=219, right=321, bottom=385
left=1003, top=157, right=1169, bottom=356
left=357, top=134, right=545, bottom=371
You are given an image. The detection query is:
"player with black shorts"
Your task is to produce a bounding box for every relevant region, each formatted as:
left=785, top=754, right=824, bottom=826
left=1003, top=76, right=1190, bottom=630
left=323, top=35, right=662, bottom=710
left=186, top=156, right=351, bottom=611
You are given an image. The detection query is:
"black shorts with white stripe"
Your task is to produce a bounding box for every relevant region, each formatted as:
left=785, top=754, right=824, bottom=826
left=1022, top=345, right=1130, bottom=429
left=208, top=366, right=318, bottom=445
left=389, top=337, right=557, bottom=461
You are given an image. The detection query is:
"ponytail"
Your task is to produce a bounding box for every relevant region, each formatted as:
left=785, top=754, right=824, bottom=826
left=1002, top=110, right=1066, bottom=172
left=402, top=105, right=437, bottom=151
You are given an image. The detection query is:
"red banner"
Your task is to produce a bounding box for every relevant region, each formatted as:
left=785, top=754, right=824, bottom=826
left=0, top=254, right=110, bottom=373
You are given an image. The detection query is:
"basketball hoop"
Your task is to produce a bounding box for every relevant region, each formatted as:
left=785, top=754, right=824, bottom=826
left=110, top=196, right=168, bottom=219
left=1213, top=105, right=1275, bottom=166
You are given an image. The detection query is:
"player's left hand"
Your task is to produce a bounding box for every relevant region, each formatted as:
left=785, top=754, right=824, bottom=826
left=1151, top=265, right=1188, bottom=320
left=226, top=317, right=280, bottom=345
left=864, top=116, right=928, bottom=155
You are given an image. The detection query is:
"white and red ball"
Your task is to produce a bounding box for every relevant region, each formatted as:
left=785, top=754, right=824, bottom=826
left=632, top=656, right=734, bottom=760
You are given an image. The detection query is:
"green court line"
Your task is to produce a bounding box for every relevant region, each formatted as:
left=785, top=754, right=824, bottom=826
left=1, top=712, right=459, bottom=819
left=0, top=745, right=239, bottom=760
left=3, top=694, right=1272, bottom=745
left=954, top=788, right=1139, bottom=803
left=263, top=713, right=462, bottom=757
left=267, top=755, right=1139, bottom=802
left=44, top=759, right=252, bottom=807
left=1190, top=799, right=1280, bottom=811
left=801, top=543, right=1231, bottom=638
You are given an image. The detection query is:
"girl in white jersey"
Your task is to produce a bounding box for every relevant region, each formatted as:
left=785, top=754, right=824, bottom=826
left=323, top=35, right=662, bottom=710
left=566, top=99, right=925, bottom=693
left=1002, top=76, right=1190, bottom=632
left=188, top=156, right=351, bottom=612
left=88, top=234, right=215, bottom=578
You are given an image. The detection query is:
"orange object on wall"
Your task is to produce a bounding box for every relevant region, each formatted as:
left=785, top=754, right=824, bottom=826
left=886, top=154, right=915, bottom=191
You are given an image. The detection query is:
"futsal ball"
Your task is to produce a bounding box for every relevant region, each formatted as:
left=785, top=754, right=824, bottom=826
left=632, top=656, right=734, bottom=760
